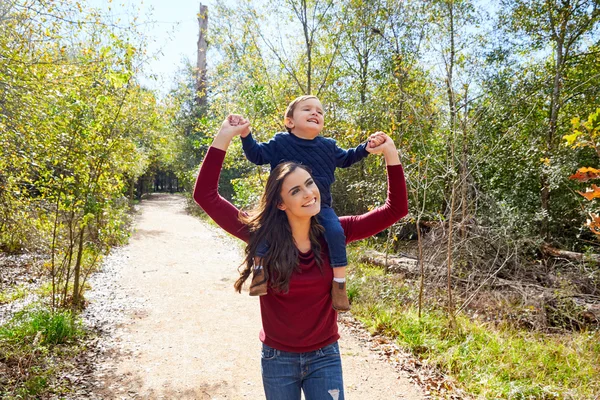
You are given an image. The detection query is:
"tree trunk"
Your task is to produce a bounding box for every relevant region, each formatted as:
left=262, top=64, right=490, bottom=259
left=72, top=226, right=85, bottom=310
left=129, top=176, right=135, bottom=203
left=541, top=9, right=567, bottom=240
left=444, top=0, right=457, bottom=330
left=196, top=4, right=208, bottom=109
left=541, top=243, right=600, bottom=263
left=300, top=0, right=312, bottom=94
left=460, top=85, right=469, bottom=241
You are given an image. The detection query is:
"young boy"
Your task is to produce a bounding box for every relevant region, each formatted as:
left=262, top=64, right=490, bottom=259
left=232, top=95, right=384, bottom=312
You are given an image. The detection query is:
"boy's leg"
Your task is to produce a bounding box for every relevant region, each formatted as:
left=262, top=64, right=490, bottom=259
left=317, top=207, right=350, bottom=312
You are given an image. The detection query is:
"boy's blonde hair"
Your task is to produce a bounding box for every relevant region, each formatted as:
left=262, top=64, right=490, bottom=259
left=284, top=95, right=319, bottom=133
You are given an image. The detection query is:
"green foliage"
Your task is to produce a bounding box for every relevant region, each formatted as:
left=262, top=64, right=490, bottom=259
left=565, top=109, right=600, bottom=237
left=0, top=0, right=182, bottom=309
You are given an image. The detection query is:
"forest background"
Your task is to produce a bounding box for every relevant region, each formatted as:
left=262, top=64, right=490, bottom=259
left=1, top=0, right=600, bottom=398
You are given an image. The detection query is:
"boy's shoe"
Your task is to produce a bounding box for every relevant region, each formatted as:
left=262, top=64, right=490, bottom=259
left=331, top=281, right=350, bottom=312
left=249, top=268, right=268, bottom=296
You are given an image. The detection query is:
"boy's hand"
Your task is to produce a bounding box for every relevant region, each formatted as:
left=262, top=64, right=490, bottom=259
left=228, top=114, right=242, bottom=126
left=367, top=132, right=395, bottom=155
left=219, top=114, right=251, bottom=139
left=226, top=114, right=251, bottom=137
left=366, top=131, right=387, bottom=153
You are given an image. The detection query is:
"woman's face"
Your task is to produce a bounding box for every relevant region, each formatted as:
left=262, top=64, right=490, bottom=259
left=278, top=168, right=321, bottom=218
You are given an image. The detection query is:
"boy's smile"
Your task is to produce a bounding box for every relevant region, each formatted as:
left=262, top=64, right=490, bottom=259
left=285, top=98, right=324, bottom=139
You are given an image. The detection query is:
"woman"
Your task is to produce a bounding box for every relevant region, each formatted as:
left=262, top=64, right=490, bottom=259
left=194, top=115, right=408, bottom=400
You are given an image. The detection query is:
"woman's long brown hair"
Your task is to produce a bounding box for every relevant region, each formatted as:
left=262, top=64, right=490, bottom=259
left=234, top=162, right=324, bottom=293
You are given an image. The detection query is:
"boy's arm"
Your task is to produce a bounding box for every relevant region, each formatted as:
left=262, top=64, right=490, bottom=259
left=333, top=140, right=369, bottom=168
left=241, top=132, right=277, bottom=165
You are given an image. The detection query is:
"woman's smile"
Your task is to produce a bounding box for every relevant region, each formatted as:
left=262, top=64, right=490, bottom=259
left=302, top=197, right=318, bottom=207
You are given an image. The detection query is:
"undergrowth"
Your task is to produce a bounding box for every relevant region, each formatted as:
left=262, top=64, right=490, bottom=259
left=347, top=252, right=600, bottom=399
left=0, top=307, right=86, bottom=399
left=0, top=285, right=29, bottom=304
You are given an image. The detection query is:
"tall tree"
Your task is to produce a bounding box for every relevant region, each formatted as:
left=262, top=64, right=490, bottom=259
left=500, top=0, right=600, bottom=239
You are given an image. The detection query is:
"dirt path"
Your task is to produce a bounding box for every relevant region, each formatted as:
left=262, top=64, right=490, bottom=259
left=82, top=194, right=426, bottom=400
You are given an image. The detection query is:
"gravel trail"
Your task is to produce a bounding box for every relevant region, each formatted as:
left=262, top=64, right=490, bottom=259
left=81, top=193, right=425, bottom=400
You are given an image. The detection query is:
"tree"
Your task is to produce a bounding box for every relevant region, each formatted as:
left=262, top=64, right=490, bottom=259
left=500, top=0, right=600, bottom=239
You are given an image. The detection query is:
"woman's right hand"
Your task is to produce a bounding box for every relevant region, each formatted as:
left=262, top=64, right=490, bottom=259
left=212, top=114, right=251, bottom=151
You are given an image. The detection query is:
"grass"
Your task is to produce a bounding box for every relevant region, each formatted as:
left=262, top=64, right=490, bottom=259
left=0, top=284, right=29, bottom=304
left=347, top=257, right=600, bottom=399
left=0, top=308, right=82, bottom=346
left=0, top=307, right=85, bottom=398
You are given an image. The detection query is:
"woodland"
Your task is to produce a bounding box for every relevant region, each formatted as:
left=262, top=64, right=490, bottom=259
left=1, top=0, right=600, bottom=398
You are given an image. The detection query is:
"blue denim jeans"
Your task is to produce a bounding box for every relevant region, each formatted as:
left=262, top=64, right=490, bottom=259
left=257, top=205, right=348, bottom=267
left=261, top=342, right=345, bottom=400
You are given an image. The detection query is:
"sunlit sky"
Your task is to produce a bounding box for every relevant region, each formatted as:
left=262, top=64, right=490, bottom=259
left=87, top=0, right=504, bottom=97
left=90, top=0, right=222, bottom=94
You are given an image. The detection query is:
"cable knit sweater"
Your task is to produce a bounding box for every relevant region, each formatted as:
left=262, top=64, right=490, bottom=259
left=241, top=132, right=369, bottom=207
left=194, top=146, right=408, bottom=352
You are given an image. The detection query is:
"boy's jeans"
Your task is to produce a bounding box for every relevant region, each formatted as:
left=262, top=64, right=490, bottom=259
left=257, top=206, right=348, bottom=267
left=261, top=341, right=345, bottom=400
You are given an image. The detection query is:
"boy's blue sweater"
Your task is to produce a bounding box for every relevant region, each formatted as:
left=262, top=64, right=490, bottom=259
left=241, top=132, right=369, bottom=207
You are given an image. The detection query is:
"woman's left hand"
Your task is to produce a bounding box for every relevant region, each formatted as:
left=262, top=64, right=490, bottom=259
left=368, top=132, right=400, bottom=165
left=211, top=114, right=251, bottom=151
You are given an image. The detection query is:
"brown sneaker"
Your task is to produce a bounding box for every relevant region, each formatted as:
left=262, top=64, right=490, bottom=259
left=249, top=268, right=268, bottom=296
left=331, top=281, right=350, bottom=312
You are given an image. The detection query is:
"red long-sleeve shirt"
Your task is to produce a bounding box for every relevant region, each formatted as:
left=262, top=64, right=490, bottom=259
left=194, top=146, right=408, bottom=353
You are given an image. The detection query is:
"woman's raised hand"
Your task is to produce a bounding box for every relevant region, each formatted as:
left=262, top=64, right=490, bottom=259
left=366, top=131, right=386, bottom=153
left=367, top=132, right=400, bottom=166
left=221, top=114, right=251, bottom=137
left=212, top=114, right=251, bottom=151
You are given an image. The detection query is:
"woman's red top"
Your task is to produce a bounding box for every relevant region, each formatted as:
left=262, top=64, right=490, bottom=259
left=194, top=146, right=408, bottom=353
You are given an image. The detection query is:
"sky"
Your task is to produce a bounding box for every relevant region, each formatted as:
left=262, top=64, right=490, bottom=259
left=90, top=0, right=220, bottom=94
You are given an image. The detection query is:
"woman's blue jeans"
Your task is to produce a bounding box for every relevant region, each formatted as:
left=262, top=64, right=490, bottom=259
left=261, top=341, right=345, bottom=400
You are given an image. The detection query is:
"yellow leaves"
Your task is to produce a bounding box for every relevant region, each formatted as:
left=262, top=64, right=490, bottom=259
left=566, top=109, right=600, bottom=149
left=563, top=131, right=580, bottom=146
left=124, top=44, right=136, bottom=59
left=540, top=157, right=550, bottom=166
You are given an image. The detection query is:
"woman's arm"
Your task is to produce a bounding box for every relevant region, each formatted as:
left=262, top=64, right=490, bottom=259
left=340, top=134, right=407, bottom=243
left=193, top=116, right=251, bottom=242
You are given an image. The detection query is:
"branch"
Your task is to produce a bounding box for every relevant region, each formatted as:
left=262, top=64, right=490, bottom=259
left=254, top=26, right=306, bottom=93
left=541, top=243, right=600, bottom=263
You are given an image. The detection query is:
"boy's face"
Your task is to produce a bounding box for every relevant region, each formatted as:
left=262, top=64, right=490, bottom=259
left=285, top=98, right=324, bottom=138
